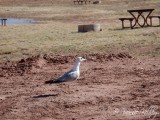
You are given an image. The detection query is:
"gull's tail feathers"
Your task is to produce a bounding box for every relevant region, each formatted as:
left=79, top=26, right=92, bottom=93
left=45, top=78, right=64, bottom=84
left=45, top=79, right=54, bottom=84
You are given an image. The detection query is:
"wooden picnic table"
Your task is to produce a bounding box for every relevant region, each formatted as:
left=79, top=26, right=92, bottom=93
left=73, top=0, right=91, bottom=5
left=0, top=18, right=7, bottom=26
left=127, top=9, right=154, bottom=28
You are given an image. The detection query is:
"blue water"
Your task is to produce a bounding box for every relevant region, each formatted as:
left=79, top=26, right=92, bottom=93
left=1, top=18, right=35, bottom=24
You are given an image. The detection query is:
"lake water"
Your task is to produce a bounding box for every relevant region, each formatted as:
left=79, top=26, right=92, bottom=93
left=1, top=18, right=35, bottom=24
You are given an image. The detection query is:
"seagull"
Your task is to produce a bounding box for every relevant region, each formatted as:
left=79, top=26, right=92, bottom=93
left=45, top=57, right=86, bottom=84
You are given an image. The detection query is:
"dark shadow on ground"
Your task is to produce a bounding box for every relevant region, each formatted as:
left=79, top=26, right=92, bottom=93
left=111, top=26, right=141, bottom=31
left=32, top=94, right=59, bottom=98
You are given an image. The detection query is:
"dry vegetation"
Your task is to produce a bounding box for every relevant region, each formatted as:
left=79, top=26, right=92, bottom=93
left=0, top=0, right=160, bottom=59
left=0, top=0, right=160, bottom=60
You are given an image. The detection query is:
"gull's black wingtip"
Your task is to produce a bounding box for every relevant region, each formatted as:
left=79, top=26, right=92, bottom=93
left=45, top=80, right=54, bottom=84
left=45, top=79, right=62, bottom=84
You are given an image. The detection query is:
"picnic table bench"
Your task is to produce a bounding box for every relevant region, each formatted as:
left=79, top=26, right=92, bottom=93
left=149, top=16, right=160, bottom=26
left=119, top=9, right=156, bottom=29
left=0, top=19, right=7, bottom=26
left=119, top=18, right=134, bottom=29
left=73, top=0, right=91, bottom=5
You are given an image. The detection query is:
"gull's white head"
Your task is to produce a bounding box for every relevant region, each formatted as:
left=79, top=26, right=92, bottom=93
left=76, top=57, right=86, bottom=62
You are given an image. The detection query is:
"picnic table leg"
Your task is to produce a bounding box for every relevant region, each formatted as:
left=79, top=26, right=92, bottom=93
left=136, top=11, right=152, bottom=27
left=129, top=12, right=137, bottom=27
left=129, top=19, right=133, bottom=29
left=1, top=19, right=7, bottom=26
left=2, top=20, right=4, bottom=26
left=149, top=17, right=152, bottom=26
left=137, top=12, right=145, bottom=27
left=4, top=19, right=7, bottom=26
left=2, top=19, right=4, bottom=26
left=121, top=20, right=124, bottom=29
left=145, top=11, right=153, bottom=26
left=129, top=12, right=145, bottom=27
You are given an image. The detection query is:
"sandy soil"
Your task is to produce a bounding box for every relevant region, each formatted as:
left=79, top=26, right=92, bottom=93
left=0, top=53, right=160, bottom=120
left=0, top=0, right=71, bottom=5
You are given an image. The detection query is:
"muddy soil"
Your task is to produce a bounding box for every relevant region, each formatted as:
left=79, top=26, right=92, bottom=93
left=0, top=53, right=160, bottom=120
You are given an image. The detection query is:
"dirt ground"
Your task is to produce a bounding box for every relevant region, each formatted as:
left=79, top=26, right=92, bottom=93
left=0, top=53, right=160, bottom=120
left=0, top=0, right=160, bottom=120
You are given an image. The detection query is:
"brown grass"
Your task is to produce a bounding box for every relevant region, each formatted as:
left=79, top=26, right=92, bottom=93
left=0, top=0, right=160, bottom=61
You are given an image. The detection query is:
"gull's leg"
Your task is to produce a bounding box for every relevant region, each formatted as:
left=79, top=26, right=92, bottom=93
left=66, top=84, right=70, bottom=94
left=59, top=83, right=67, bottom=94
left=62, top=83, right=69, bottom=94
left=59, top=83, right=63, bottom=94
left=64, top=84, right=67, bottom=93
left=68, top=84, right=74, bottom=94
left=64, top=84, right=71, bottom=94
left=68, top=85, right=71, bottom=94
left=66, top=84, right=69, bottom=94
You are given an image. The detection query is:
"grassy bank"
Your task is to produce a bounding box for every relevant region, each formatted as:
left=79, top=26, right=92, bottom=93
left=0, top=0, right=160, bottom=60
left=0, top=22, right=160, bottom=60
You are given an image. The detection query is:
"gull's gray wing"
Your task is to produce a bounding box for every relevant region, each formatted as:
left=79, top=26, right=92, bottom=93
left=45, top=69, right=79, bottom=84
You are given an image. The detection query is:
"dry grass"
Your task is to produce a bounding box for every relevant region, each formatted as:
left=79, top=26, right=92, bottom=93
left=0, top=0, right=160, bottom=60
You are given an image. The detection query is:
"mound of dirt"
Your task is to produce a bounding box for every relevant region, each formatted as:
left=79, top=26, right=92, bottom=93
left=0, top=53, right=132, bottom=77
left=43, top=54, right=73, bottom=64
left=0, top=55, right=46, bottom=77
left=87, top=52, right=132, bottom=62
left=0, top=54, right=74, bottom=77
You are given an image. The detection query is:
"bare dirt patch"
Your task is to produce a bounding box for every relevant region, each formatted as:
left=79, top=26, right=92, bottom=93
left=0, top=53, right=160, bottom=120
left=0, top=53, right=132, bottom=77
